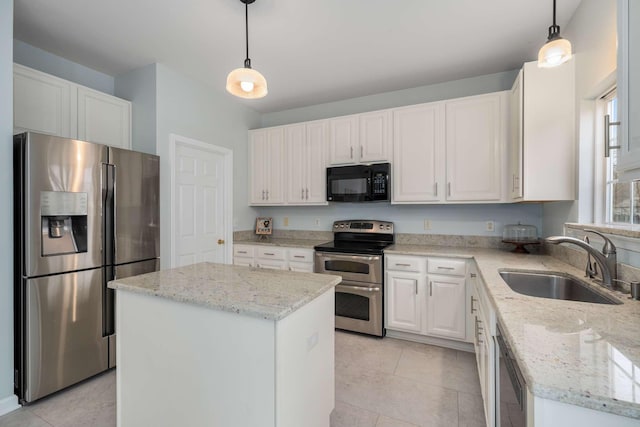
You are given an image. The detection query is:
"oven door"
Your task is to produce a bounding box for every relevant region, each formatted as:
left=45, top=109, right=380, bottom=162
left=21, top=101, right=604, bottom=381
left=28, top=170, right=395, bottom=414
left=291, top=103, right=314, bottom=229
left=335, top=280, right=383, bottom=337
left=314, top=252, right=382, bottom=284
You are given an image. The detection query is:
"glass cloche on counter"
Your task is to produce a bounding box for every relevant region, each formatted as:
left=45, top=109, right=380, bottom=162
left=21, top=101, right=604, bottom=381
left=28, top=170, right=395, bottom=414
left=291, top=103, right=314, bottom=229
left=502, top=222, right=540, bottom=253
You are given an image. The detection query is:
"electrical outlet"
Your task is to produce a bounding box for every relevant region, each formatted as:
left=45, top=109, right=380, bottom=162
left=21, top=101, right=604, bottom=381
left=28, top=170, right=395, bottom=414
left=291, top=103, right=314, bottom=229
left=314, top=218, right=321, bottom=227
left=485, top=221, right=495, bottom=232
left=424, top=219, right=431, bottom=231
left=283, top=217, right=289, bottom=227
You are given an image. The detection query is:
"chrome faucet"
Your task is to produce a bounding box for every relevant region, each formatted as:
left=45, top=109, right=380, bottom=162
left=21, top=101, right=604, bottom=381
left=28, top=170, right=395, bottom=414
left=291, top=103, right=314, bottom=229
left=584, top=229, right=617, bottom=282
left=545, top=235, right=616, bottom=289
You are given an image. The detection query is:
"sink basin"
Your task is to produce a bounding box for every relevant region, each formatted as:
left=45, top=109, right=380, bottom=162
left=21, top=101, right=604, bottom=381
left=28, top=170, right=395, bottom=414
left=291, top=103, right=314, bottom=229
left=499, top=271, right=621, bottom=305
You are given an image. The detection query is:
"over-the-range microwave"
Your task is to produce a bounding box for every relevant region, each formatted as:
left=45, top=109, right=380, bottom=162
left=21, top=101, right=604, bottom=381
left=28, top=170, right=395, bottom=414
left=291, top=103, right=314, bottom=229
left=326, top=163, right=390, bottom=202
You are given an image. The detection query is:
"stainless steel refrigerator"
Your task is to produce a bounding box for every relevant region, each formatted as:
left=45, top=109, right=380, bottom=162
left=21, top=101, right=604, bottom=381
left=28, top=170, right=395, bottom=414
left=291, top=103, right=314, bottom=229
left=13, top=132, right=160, bottom=403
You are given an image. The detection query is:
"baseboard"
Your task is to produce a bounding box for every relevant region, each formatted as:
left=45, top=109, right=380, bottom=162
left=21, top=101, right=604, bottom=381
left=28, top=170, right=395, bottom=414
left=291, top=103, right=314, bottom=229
left=386, top=329, right=475, bottom=353
left=0, top=394, right=20, bottom=417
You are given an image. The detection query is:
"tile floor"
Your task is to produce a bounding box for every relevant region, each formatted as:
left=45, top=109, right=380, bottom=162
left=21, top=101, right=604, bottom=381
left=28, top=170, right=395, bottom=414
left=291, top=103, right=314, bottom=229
left=0, top=331, right=484, bottom=427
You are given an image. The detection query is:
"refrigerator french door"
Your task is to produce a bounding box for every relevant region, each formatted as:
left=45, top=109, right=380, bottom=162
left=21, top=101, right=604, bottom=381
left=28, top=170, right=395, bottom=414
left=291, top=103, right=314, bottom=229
left=14, top=132, right=160, bottom=403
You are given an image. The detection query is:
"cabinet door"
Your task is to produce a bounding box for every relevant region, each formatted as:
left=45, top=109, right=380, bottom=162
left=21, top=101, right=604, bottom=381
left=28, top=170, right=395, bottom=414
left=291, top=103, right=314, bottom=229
left=616, top=0, right=640, bottom=177
left=329, top=115, right=359, bottom=165
left=509, top=70, right=523, bottom=200
left=385, top=271, right=424, bottom=333
left=305, top=120, right=328, bottom=203
left=446, top=93, right=504, bottom=201
left=288, top=262, right=314, bottom=273
left=426, top=274, right=466, bottom=340
left=392, top=103, right=445, bottom=202
left=265, top=128, right=285, bottom=204
left=77, top=87, right=131, bottom=149
left=286, top=124, right=307, bottom=204
left=14, top=64, right=74, bottom=138
left=249, top=130, right=268, bottom=204
left=359, top=110, right=391, bottom=163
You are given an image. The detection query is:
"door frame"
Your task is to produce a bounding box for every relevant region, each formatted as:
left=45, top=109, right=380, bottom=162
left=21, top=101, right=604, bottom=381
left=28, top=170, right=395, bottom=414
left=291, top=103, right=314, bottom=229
left=169, top=134, right=233, bottom=268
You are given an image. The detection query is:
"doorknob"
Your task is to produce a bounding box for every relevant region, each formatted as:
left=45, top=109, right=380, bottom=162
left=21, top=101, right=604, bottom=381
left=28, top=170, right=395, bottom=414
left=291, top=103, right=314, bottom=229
left=217, top=239, right=225, bottom=245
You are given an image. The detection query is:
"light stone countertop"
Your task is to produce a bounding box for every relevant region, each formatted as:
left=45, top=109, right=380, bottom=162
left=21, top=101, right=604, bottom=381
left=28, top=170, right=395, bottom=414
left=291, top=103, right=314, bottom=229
left=234, top=237, right=328, bottom=249
left=108, top=262, right=341, bottom=321
left=386, top=244, right=640, bottom=419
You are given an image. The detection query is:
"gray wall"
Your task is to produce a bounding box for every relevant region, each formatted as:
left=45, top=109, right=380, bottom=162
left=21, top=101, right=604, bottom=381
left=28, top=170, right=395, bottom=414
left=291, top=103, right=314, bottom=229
left=262, top=70, right=519, bottom=127
left=114, top=64, right=157, bottom=154
left=258, top=69, right=543, bottom=237
left=0, top=0, right=14, bottom=411
left=14, top=39, right=115, bottom=94
left=542, top=0, right=617, bottom=236
left=155, top=63, right=261, bottom=267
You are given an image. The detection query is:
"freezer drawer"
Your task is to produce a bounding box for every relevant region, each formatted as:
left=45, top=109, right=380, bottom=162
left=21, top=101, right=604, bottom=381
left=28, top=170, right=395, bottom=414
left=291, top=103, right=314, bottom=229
left=24, top=268, right=108, bottom=402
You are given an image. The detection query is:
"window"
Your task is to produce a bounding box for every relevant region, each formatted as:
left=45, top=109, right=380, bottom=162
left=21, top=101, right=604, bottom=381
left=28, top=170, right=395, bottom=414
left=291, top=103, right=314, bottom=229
left=604, top=91, right=640, bottom=224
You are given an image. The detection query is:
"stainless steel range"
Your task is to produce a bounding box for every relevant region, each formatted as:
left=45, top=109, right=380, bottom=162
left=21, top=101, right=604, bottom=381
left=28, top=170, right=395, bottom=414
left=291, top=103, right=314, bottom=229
left=314, top=220, right=394, bottom=337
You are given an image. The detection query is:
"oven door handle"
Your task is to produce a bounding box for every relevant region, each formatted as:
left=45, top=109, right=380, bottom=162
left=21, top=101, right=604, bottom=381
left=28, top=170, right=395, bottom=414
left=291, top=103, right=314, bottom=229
left=316, top=253, right=380, bottom=262
left=336, top=283, right=381, bottom=293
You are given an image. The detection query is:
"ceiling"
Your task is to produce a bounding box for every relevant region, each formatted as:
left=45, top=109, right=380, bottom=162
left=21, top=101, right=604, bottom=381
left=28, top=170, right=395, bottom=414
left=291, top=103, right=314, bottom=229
left=13, top=0, right=583, bottom=113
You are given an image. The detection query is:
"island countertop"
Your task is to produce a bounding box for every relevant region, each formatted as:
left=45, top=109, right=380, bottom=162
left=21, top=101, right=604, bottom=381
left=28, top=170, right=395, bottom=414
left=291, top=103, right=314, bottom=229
left=108, top=262, right=341, bottom=321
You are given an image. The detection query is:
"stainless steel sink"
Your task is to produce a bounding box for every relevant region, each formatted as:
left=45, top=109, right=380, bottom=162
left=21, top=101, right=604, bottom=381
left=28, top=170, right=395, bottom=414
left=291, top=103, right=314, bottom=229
left=499, top=270, right=622, bottom=305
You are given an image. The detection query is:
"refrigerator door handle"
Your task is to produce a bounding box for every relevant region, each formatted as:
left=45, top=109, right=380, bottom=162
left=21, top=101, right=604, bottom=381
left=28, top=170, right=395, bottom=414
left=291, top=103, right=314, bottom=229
left=103, top=265, right=115, bottom=337
left=102, top=163, right=116, bottom=266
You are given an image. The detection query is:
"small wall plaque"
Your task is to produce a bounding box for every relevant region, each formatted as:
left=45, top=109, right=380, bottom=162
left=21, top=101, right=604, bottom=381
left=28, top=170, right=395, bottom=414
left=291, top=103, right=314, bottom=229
left=255, top=217, right=273, bottom=235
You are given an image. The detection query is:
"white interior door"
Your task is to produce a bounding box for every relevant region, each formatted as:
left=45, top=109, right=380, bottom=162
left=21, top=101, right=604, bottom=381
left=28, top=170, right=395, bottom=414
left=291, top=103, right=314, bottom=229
left=171, top=135, right=232, bottom=268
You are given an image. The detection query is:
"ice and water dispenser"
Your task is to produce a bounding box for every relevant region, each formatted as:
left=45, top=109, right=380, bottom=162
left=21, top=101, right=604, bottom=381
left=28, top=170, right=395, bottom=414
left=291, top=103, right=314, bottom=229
left=40, top=191, right=89, bottom=256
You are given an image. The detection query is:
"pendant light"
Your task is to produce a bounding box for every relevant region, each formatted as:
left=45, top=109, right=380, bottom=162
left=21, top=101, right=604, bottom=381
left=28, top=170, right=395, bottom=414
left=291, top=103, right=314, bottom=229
left=538, top=0, right=573, bottom=68
left=226, top=0, right=268, bottom=99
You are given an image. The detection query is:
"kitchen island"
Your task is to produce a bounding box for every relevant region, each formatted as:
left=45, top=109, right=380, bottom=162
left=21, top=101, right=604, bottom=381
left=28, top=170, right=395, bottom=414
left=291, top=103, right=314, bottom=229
left=108, top=262, right=341, bottom=427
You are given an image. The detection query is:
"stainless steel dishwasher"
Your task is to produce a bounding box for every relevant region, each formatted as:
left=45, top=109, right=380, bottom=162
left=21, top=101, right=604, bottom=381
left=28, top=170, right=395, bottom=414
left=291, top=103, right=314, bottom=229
left=496, top=323, right=527, bottom=427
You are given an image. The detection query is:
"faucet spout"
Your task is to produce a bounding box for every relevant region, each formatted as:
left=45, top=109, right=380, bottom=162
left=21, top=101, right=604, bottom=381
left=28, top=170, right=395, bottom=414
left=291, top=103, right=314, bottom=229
left=545, top=236, right=615, bottom=288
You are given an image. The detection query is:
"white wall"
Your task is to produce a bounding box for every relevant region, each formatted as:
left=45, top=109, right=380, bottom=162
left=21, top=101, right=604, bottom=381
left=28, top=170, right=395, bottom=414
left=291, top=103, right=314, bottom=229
left=257, top=69, right=543, bottom=236
left=155, top=64, right=261, bottom=267
left=114, top=64, right=157, bottom=155
left=0, top=0, right=17, bottom=415
left=13, top=39, right=115, bottom=94
left=542, top=0, right=617, bottom=235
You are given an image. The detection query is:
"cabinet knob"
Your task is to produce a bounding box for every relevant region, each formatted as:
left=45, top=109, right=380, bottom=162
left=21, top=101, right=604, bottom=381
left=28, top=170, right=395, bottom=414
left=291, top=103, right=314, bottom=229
left=217, top=239, right=225, bottom=245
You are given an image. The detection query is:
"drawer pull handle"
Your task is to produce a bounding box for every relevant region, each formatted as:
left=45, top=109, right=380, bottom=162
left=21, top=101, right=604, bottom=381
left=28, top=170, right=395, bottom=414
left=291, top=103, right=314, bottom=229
left=238, top=251, right=247, bottom=254
left=471, top=296, right=477, bottom=314
left=293, top=255, right=305, bottom=259
left=470, top=273, right=477, bottom=278
left=264, top=252, right=275, bottom=256
left=395, top=263, right=411, bottom=267
left=437, top=266, right=455, bottom=270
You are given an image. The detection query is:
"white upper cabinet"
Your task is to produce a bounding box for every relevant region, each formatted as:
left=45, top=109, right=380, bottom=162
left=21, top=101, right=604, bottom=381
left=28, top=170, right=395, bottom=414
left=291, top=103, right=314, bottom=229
left=249, top=127, right=285, bottom=205
left=445, top=92, right=506, bottom=202
left=392, top=92, right=507, bottom=204
left=285, top=121, right=328, bottom=205
left=509, top=70, right=524, bottom=200
left=509, top=60, right=575, bottom=201
left=359, top=110, right=392, bottom=163
left=13, top=64, right=74, bottom=138
left=77, top=87, right=131, bottom=149
left=392, top=102, right=445, bottom=203
left=616, top=0, right=640, bottom=179
left=14, top=64, right=132, bottom=149
left=329, top=112, right=392, bottom=165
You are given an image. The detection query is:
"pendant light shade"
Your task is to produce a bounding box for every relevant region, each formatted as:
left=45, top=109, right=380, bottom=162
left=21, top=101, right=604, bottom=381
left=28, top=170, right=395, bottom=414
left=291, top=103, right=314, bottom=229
left=226, top=0, right=268, bottom=99
left=538, top=0, right=572, bottom=68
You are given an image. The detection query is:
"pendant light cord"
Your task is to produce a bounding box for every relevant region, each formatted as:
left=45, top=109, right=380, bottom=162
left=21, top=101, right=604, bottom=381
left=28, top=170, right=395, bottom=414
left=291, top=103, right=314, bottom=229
left=244, top=1, right=251, bottom=68
left=553, top=0, right=557, bottom=27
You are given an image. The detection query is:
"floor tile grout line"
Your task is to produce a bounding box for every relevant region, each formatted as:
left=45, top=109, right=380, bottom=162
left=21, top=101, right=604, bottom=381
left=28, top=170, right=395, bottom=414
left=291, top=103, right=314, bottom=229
left=23, top=407, right=55, bottom=427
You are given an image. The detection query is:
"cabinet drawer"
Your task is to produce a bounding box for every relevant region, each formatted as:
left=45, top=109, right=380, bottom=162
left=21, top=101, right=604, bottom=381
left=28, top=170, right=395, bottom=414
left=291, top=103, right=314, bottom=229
left=427, top=258, right=466, bottom=276
left=287, top=248, right=314, bottom=263
left=256, top=246, right=287, bottom=260
left=233, top=245, right=255, bottom=258
left=288, top=261, right=314, bottom=273
left=385, top=255, right=426, bottom=273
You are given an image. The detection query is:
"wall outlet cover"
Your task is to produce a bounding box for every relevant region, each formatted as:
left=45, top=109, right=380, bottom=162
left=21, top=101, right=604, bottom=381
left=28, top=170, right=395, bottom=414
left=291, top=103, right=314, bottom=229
left=486, top=221, right=495, bottom=232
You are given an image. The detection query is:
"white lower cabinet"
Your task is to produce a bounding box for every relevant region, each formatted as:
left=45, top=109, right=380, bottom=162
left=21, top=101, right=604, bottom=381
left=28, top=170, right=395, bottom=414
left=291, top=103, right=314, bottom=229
left=233, top=244, right=314, bottom=272
left=385, top=270, right=425, bottom=333
left=385, top=254, right=469, bottom=342
left=470, top=263, right=496, bottom=427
